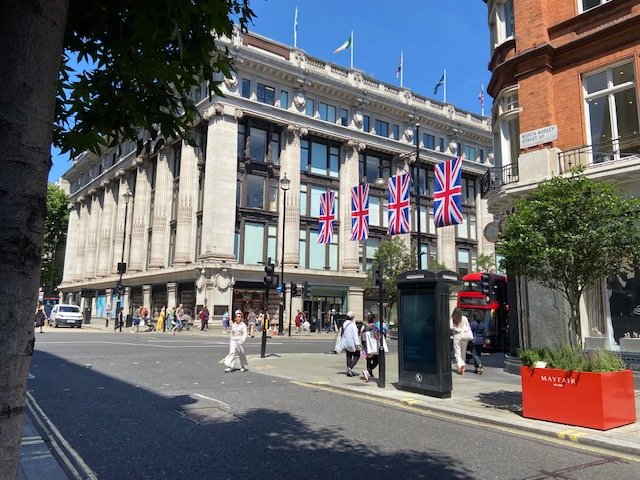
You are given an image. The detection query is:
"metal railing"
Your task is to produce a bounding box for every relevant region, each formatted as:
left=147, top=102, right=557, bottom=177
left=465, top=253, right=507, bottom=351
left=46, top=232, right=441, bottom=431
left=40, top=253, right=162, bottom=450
left=558, top=134, right=640, bottom=173
left=480, top=163, right=519, bottom=197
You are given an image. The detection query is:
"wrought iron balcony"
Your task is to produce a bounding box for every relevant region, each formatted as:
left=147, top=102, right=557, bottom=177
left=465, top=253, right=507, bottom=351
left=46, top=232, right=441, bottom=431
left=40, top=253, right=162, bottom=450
left=480, top=163, right=519, bottom=198
left=558, top=133, right=640, bottom=173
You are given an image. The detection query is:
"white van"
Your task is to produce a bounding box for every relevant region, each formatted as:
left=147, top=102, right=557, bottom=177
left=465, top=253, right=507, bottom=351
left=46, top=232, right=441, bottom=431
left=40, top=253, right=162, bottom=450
left=50, top=304, right=83, bottom=328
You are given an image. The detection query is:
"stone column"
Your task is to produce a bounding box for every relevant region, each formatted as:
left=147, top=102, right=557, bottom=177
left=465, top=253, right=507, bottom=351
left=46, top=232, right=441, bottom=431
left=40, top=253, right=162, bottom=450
left=112, top=171, right=131, bottom=274
left=148, top=148, right=173, bottom=269
left=143, top=284, right=152, bottom=310
left=97, top=180, right=116, bottom=277
left=173, top=143, right=199, bottom=264
left=340, top=140, right=365, bottom=272
left=105, top=288, right=113, bottom=311
left=84, top=190, right=102, bottom=279
left=129, top=159, right=152, bottom=272
left=200, top=105, right=238, bottom=261
left=348, top=287, right=364, bottom=318
left=123, top=286, right=131, bottom=315
left=437, top=225, right=457, bottom=270
left=279, top=124, right=305, bottom=266
left=62, top=203, right=79, bottom=283
left=167, top=282, right=178, bottom=310
left=74, top=197, right=88, bottom=281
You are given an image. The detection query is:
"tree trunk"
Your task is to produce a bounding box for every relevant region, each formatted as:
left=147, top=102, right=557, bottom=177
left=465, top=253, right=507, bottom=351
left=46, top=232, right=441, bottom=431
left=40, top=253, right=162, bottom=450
left=0, top=2, right=68, bottom=478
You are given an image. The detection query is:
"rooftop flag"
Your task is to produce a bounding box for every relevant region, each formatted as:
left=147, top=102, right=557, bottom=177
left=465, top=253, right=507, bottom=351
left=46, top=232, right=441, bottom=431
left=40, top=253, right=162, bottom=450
left=293, top=7, right=298, bottom=48
left=333, top=34, right=352, bottom=54
left=433, top=157, right=463, bottom=228
left=433, top=72, right=445, bottom=95
left=396, top=51, right=403, bottom=88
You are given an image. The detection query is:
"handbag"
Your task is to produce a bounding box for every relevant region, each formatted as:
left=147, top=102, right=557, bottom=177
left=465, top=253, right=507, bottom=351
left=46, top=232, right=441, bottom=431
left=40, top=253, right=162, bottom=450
left=461, top=327, right=474, bottom=342
left=365, top=331, right=379, bottom=355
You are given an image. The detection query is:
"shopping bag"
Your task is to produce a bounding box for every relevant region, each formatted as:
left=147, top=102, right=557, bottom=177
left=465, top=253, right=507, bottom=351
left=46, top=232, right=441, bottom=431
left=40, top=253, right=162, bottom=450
left=365, top=331, right=379, bottom=355
left=334, top=334, right=344, bottom=353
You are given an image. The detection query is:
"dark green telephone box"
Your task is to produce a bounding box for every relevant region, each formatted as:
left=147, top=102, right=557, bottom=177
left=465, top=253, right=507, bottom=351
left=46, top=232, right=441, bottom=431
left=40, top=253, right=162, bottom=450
left=397, top=269, right=459, bottom=398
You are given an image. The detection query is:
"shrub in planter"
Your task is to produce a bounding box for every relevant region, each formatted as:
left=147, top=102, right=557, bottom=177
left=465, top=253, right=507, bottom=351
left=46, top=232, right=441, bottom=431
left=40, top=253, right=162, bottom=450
left=520, top=345, right=635, bottom=430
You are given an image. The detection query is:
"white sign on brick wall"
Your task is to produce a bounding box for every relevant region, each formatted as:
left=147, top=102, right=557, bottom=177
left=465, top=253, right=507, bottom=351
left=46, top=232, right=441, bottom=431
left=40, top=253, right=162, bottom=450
left=520, top=125, right=558, bottom=149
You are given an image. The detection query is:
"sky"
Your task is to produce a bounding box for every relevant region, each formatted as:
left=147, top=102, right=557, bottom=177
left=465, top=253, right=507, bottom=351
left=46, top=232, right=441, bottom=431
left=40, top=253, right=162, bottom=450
left=49, top=0, right=491, bottom=182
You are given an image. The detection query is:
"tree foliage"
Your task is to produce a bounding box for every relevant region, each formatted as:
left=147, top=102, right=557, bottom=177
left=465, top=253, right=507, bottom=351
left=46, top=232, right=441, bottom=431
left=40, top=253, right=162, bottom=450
left=55, top=0, right=254, bottom=157
left=40, top=184, right=70, bottom=293
left=476, top=253, right=496, bottom=273
left=363, top=237, right=416, bottom=314
left=498, top=171, right=640, bottom=346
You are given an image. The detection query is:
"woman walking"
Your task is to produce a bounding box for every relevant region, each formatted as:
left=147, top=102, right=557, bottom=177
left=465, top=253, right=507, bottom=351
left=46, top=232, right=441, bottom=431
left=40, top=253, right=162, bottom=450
left=450, top=307, right=472, bottom=375
left=156, top=306, right=166, bottom=333
left=469, top=312, right=486, bottom=374
left=360, top=314, right=381, bottom=382
left=223, top=310, right=249, bottom=372
left=340, top=311, right=361, bottom=377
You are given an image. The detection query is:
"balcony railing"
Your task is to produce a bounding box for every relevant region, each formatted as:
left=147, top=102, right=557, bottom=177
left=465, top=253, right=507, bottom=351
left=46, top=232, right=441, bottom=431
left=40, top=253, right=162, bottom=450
left=558, top=134, right=640, bottom=173
left=481, top=163, right=519, bottom=198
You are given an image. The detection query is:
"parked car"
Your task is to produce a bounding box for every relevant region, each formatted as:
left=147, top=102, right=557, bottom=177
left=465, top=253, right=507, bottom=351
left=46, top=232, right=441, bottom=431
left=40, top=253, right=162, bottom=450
left=50, top=304, right=83, bottom=328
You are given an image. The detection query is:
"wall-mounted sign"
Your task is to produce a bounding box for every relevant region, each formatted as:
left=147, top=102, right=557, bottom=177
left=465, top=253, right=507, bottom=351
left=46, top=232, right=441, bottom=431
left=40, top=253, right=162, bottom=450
left=520, top=124, right=558, bottom=149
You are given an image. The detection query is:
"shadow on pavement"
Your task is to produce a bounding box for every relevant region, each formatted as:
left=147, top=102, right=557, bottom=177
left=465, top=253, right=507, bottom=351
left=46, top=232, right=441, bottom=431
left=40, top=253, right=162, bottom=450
left=29, top=350, right=479, bottom=480
left=476, top=390, right=523, bottom=415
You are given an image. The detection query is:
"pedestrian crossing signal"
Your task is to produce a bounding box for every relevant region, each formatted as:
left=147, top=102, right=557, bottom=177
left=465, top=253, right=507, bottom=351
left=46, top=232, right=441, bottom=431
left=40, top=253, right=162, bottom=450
left=291, top=282, right=299, bottom=297
left=302, top=281, right=311, bottom=298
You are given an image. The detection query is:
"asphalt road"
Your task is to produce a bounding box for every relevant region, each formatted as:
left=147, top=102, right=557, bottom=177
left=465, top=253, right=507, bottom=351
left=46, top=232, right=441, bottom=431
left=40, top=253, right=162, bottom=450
left=28, top=331, right=638, bottom=479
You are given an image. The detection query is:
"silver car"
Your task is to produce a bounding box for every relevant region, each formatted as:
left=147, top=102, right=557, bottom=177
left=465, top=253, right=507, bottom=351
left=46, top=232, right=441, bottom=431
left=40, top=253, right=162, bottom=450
left=50, top=304, right=83, bottom=328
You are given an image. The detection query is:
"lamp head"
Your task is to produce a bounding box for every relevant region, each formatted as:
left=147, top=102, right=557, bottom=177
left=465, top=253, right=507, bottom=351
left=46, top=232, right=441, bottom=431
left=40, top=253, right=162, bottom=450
left=280, top=173, right=291, bottom=191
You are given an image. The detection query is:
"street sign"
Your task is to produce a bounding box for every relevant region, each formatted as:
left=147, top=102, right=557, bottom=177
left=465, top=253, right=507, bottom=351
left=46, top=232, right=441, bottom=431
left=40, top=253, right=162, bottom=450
left=275, top=283, right=283, bottom=294
left=81, top=289, right=97, bottom=298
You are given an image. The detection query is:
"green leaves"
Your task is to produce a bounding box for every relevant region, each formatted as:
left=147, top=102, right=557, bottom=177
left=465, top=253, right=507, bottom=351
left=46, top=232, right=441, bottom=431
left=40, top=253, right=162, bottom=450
left=54, top=0, right=254, bottom=157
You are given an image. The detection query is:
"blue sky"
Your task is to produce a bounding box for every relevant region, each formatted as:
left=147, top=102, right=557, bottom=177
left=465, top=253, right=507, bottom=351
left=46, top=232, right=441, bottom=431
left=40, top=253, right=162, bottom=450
left=49, top=0, right=491, bottom=182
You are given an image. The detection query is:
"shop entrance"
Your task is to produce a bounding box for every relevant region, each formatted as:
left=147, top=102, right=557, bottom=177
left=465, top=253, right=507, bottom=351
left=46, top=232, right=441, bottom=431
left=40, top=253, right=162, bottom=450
left=303, top=295, right=344, bottom=332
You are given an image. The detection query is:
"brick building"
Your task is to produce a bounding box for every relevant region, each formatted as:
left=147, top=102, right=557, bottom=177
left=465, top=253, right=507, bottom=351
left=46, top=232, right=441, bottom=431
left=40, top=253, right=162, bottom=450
left=484, top=0, right=640, bottom=349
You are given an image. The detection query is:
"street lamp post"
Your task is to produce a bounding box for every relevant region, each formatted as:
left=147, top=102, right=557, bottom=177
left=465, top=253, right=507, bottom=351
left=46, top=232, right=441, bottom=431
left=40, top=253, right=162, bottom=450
left=278, top=173, right=290, bottom=335
left=415, top=123, right=422, bottom=270
left=115, top=189, right=132, bottom=331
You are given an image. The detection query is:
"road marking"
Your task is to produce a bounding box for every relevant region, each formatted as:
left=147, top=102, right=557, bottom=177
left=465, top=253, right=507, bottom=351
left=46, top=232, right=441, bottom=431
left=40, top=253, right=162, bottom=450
left=557, top=429, right=587, bottom=442
left=290, top=381, right=640, bottom=463
left=401, top=398, right=421, bottom=405
left=26, top=392, right=98, bottom=479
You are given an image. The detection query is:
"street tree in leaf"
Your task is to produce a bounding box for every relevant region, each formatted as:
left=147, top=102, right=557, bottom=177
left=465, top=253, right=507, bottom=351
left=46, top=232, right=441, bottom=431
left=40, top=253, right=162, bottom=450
left=0, top=2, right=253, bottom=477
left=364, top=237, right=416, bottom=322
left=41, top=184, right=70, bottom=295
left=498, top=170, right=640, bottom=347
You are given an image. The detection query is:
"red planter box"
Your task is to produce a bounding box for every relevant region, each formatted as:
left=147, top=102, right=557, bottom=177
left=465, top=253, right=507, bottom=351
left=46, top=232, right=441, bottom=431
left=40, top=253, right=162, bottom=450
left=521, top=366, right=636, bottom=430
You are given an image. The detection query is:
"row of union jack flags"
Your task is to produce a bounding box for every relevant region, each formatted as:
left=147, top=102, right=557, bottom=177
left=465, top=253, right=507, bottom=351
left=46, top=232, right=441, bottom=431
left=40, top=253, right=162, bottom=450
left=317, top=157, right=463, bottom=244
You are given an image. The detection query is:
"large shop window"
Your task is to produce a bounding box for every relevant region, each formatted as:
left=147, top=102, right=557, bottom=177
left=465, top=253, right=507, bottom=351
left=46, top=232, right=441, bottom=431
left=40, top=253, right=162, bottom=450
left=359, top=237, right=380, bottom=271
left=607, top=269, right=640, bottom=343
left=242, top=223, right=277, bottom=265
left=300, top=229, right=338, bottom=270
left=240, top=174, right=278, bottom=211
left=584, top=61, right=640, bottom=162
left=300, top=139, right=340, bottom=178
left=238, top=122, right=281, bottom=164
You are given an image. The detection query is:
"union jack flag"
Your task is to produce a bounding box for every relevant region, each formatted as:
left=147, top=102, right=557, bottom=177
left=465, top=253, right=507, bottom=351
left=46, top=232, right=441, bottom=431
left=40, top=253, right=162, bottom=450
left=350, top=183, right=369, bottom=241
left=434, top=157, right=463, bottom=228
left=318, top=191, right=336, bottom=244
left=387, top=173, right=411, bottom=236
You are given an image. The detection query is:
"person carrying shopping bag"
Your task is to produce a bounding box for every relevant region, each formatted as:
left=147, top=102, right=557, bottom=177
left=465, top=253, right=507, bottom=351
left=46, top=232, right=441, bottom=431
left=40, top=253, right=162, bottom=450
left=223, top=310, right=249, bottom=373
left=450, top=307, right=472, bottom=375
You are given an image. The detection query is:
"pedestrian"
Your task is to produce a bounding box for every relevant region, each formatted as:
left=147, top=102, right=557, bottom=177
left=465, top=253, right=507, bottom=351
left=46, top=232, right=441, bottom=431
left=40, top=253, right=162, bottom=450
left=222, top=309, right=230, bottom=333
left=450, top=307, right=472, bottom=375
left=340, top=311, right=361, bottom=377
left=470, top=311, right=486, bottom=375
left=199, top=305, right=209, bottom=331
left=247, top=309, right=257, bottom=337
left=171, top=304, right=184, bottom=334
left=115, top=306, right=124, bottom=332
left=131, top=305, right=140, bottom=333
left=223, top=310, right=248, bottom=373
left=360, top=313, right=382, bottom=382
left=156, top=306, right=166, bottom=333
left=256, top=311, right=263, bottom=332
left=34, top=301, right=47, bottom=334
left=294, top=309, right=303, bottom=333
left=105, top=303, right=112, bottom=328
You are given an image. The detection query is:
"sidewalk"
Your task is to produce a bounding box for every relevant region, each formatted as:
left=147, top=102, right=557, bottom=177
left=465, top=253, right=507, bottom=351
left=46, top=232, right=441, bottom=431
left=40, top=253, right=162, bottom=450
left=248, top=350, right=640, bottom=458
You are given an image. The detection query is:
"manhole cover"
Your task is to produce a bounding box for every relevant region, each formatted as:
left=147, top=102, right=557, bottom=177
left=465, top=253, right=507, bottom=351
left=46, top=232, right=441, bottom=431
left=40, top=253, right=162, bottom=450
left=177, top=406, right=244, bottom=425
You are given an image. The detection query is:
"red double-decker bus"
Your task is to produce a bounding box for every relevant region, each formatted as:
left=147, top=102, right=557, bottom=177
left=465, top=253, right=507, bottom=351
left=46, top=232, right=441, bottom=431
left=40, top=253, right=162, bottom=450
left=457, top=272, right=508, bottom=351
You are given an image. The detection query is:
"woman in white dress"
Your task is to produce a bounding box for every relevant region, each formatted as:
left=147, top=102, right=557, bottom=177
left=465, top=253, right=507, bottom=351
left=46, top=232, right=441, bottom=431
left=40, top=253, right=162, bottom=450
left=224, top=310, right=248, bottom=372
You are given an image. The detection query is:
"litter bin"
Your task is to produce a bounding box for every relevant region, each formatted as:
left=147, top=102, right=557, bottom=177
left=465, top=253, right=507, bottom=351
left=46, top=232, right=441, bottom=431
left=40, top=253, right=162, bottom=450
left=83, top=308, right=91, bottom=324
left=396, top=269, right=460, bottom=399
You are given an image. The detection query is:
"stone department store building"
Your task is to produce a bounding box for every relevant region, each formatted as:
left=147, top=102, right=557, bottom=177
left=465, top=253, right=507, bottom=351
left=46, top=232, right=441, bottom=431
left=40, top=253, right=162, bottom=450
left=483, top=0, right=640, bottom=350
left=59, top=29, right=493, bottom=325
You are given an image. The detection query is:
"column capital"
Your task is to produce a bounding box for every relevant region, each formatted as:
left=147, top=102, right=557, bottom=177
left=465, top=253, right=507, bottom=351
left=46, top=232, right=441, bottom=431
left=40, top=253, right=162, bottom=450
left=346, top=139, right=366, bottom=153
left=233, top=108, right=244, bottom=120
left=115, top=168, right=126, bottom=179
left=286, top=124, right=308, bottom=137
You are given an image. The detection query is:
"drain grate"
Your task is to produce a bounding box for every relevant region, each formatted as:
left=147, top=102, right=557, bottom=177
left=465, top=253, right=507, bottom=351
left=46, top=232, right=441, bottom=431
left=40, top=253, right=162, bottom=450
left=176, top=406, right=244, bottom=425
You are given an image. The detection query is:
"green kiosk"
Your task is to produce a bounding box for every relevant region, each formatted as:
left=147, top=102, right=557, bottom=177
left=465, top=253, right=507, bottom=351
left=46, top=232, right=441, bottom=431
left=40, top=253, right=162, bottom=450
left=397, top=269, right=459, bottom=398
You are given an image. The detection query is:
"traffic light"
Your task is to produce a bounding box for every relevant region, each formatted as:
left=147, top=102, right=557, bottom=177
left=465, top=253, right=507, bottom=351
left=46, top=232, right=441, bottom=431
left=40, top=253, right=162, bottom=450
left=302, top=281, right=311, bottom=298
left=373, top=263, right=382, bottom=287
left=480, top=273, right=491, bottom=297
left=291, top=282, right=299, bottom=297
left=264, top=257, right=275, bottom=287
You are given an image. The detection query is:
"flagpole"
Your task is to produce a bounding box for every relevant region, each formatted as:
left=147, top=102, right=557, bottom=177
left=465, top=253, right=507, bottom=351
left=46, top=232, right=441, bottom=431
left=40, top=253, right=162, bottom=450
left=443, top=69, right=447, bottom=103
left=481, top=83, right=485, bottom=117
left=350, top=30, right=354, bottom=69
left=293, top=7, right=298, bottom=48
left=400, top=51, right=404, bottom=88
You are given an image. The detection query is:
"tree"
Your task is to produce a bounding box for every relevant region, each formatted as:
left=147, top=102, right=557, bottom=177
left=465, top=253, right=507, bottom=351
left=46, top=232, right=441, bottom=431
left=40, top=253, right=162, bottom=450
left=0, top=2, right=253, bottom=477
left=476, top=253, right=496, bottom=273
left=498, top=170, right=640, bottom=347
left=41, top=184, right=70, bottom=295
left=363, top=237, right=416, bottom=322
